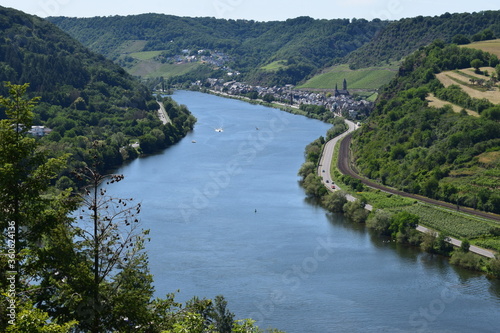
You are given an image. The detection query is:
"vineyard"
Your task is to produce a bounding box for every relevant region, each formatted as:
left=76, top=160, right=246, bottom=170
left=390, top=203, right=496, bottom=239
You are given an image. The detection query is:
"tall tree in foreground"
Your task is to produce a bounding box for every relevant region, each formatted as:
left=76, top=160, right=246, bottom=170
left=71, top=149, right=153, bottom=332
left=0, top=83, right=69, bottom=330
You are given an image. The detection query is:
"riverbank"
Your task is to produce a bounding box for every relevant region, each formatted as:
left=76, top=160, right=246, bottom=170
left=112, top=90, right=500, bottom=332
left=171, top=88, right=499, bottom=270
left=306, top=122, right=500, bottom=276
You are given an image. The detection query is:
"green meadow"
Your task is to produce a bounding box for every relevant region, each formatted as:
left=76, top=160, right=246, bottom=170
left=298, top=64, right=398, bottom=90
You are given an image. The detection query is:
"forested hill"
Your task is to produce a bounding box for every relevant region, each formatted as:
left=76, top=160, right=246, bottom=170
left=347, top=10, right=500, bottom=69
left=0, top=6, right=147, bottom=103
left=47, top=14, right=388, bottom=85
left=351, top=40, right=500, bottom=214
left=0, top=6, right=195, bottom=177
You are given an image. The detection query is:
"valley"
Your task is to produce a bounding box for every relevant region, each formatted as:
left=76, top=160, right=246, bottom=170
left=2, top=5, right=500, bottom=332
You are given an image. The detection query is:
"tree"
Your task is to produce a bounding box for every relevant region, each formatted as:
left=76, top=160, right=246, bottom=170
left=71, top=149, right=153, bottom=332
left=0, top=83, right=69, bottom=331
left=302, top=174, right=327, bottom=198
left=452, top=34, right=470, bottom=45
left=434, top=233, right=453, bottom=255
left=366, top=210, right=392, bottom=235
left=343, top=200, right=369, bottom=223
left=470, top=59, right=483, bottom=73
left=488, top=257, right=500, bottom=278
left=460, top=239, right=470, bottom=253
left=5, top=301, right=77, bottom=333
left=322, top=191, right=348, bottom=213
left=389, top=211, right=419, bottom=242
left=298, top=161, right=315, bottom=180
left=210, top=295, right=235, bottom=333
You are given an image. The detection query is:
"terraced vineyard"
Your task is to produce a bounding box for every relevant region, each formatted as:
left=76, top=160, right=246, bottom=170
left=298, top=63, right=398, bottom=91
left=393, top=203, right=497, bottom=239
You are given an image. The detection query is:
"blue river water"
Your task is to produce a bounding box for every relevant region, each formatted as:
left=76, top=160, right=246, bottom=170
left=105, top=90, right=500, bottom=332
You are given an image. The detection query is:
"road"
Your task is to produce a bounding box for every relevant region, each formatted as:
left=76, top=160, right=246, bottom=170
left=317, top=120, right=374, bottom=209
left=319, top=119, right=497, bottom=258
left=157, top=101, right=172, bottom=125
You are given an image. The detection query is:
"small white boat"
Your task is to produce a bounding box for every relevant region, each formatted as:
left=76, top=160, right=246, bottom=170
left=215, top=127, right=224, bottom=132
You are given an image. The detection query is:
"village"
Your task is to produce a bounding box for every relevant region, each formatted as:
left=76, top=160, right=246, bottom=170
left=199, top=78, right=374, bottom=120
left=158, top=48, right=373, bottom=120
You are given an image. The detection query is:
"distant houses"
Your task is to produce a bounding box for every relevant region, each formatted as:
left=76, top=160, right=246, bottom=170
left=203, top=77, right=372, bottom=119
left=28, top=125, right=52, bottom=137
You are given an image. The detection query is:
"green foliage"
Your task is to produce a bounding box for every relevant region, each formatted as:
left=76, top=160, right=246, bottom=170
left=326, top=119, right=348, bottom=140
left=352, top=42, right=500, bottom=214
left=0, top=7, right=196, bottom=176
left=322, top=191, right=348, bottom=213
left=298, top=161, right=316, bottom=180
left=341, top=175, right=364, bottom=192
left=488, top=256, right=500, bottom=277
left=0, top=83, right=69, bottom=274
left=343, top=200, right=369, bottom=223
left=348, top=11, right=500, bottom=69
left=471, top=58, right=484, bottom=71
left=393, top=204, right=494, bottom=239
left=48, top=14, right=389, bottom=86
left=298, top=64, right=398, bottom=90
left=302, top=173, right=328, bottom=198
left=304, top=137, right=323, bottom=163
left=5, top=301, right=77, bottom=333
left=420, top=230, right=457, bottom=256
left=472, top=238, right=500, bottom=252
left=299, top=104, right=327, bottom=116
left=366, top=210, right=392, bottom=236
left=460, top=239, right=471, bottom=252
left=450, top=251, right=483, bottom=271
left=388, top=211, right=419, bottom=241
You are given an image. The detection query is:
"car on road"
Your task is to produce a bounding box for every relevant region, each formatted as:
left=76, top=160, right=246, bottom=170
left=331, top=185, right=336, bottom=189
left=326, top=180, right=329, bottom=183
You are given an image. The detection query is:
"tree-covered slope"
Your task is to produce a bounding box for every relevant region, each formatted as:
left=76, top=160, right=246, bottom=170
left=347, top=10, right=500, bottom=69
left=47, top=14, right=388, bottom=85
left=352, top=41, right=500, bottom=214
left=0, top=6, right=195, bottom=176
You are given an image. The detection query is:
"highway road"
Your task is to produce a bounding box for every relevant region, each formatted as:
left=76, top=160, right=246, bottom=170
left=319, top=119, right=497, bottom=258
left=157, top=101, right=172, bottom=125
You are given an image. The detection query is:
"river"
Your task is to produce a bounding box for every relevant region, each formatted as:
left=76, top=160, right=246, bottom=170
left=105, top=90, right=500, bottom=332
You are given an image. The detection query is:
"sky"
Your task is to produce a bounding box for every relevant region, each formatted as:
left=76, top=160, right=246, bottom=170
left=2, top=0, right=499, bottom=22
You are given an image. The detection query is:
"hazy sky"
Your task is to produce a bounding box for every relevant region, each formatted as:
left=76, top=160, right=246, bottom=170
left=2, top=0, right=499, bottom=21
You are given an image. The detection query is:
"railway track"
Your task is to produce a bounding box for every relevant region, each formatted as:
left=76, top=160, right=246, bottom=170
left=338, top=133, right=500, bottom=223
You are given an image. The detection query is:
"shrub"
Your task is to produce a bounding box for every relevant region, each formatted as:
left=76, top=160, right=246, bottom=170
left=450, top=251, right=483, bottom=271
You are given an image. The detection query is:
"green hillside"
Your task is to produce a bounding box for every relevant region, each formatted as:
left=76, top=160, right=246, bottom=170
left=352, top=41, right=500, bottom=215
left=0, top=6, right=195, bottom=175
left=297, top=64, right=398, bottom=90
left=48, top=11, right=500, bottom=87
left=347, top=10, right=500, bottom=69
left=47, top=14, right=388, bottom=85
left=461, top=38, right=500, bottom=58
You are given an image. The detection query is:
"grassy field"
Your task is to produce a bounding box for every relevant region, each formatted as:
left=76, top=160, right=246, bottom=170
left=298, top=63, right=398, bottom=90
left=130, top=61, right=200, bottom=78
left=117, top=40, right=148, bottom=54
left=426, top=93, right=479, bottom=117
left=129, top=51, right=163, bottom=60
left=461, top=39, right=500, bottom=58
left=436, top=68, right=500, bottom=104
left=261, top=60, right=288, bottom=72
